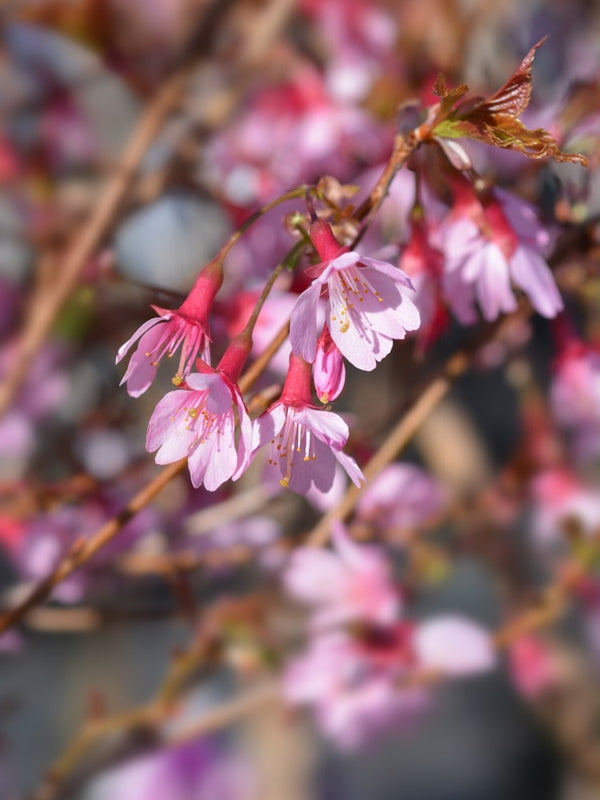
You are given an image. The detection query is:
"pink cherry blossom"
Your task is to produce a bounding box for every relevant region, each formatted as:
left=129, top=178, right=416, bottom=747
left=116, top=259, right=223, bottom=397
left=284, top=523, right=400, bottom=629
left=282, top=630, right=428, bottom=750
left=441, top=183, right=563, bottom=322
left=281, top=523, right=496, bottom=748
left=146, top=368, right=252, bottom=492
left=252, top=354, right=364, bottom=493
left=290, top=221, right=420, bottom=371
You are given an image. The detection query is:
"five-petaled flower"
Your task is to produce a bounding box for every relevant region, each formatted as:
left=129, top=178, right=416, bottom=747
left=441, top=180, right=563, bottom=322
left=290, top=221, right=420, bottom=371
left=252, top=354, right=364, bottom=493
left=116, top=259, right=223, bottom=397
left=145, top=336, right=252, bottom=491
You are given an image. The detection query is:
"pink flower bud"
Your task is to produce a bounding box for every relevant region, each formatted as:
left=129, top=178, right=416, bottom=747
left=314, top=326, right=346, bottom=403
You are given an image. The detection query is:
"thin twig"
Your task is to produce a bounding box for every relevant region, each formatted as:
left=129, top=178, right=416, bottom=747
left=0, top=69, right=191, bottom=418
left=304, top=302, right=531, bottom=547
left=0, top=315, right=290, bottom=633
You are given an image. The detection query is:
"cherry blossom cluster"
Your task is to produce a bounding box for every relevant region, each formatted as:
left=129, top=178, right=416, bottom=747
left=282, top=524, right=495, bottom=748
left=116, top=211, right=424, bottom=496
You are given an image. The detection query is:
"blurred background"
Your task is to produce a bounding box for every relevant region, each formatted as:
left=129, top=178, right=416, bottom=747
left=1, top=1, right=600, bottom=798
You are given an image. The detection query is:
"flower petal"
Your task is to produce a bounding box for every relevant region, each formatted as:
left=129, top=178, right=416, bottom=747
left=290, top=283, right=322, bottom=363
left=510, top=246, right=563, bottom=318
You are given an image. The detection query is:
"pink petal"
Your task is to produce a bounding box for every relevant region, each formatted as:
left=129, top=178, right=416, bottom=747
left=359, top=257, right=415, bottom=290
left=187, top=437, right=213, bottom=488
left=329, top=314, right=393, bottom=371
left=475, top=244, right=517, bottom=321
left=510, top=246, right=563, bottom=318
left=295, top=407, right=349, bottom=448
left=327, top=251, right=362, bottom=272
left=232, top=393, right=254, bottom=480
left=203, top=413, right=237, bottom=491
left=146, top=390, right=193, bottom=452
left=333, top=449, right=365, bottom=487
left=290, top=283, right=322, bottom=363
left=115, top=316, right=163, bottom=363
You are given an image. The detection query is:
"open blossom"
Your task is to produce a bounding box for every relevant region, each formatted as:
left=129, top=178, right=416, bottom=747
left=252, top=354, right=364, bottom=493
left=116, top=259, right=223, bottom=397
left=284, top=523, right=400, bottom=629
left=146, top=337, right=252, bottom=491
left=283, top=630, right=428, bottom=750
left=441, top=180, right=563, bottom=322
left=290, top=221, right=420, bottom=371
left=284, top=615, right=495, bottom=749
left=282, top=530, right=496, bottom=749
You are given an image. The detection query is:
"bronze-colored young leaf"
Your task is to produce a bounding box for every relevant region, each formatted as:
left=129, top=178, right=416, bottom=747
left=477, top=37, right=546, bottom=117
left=430, top=38, right=588, bottom=166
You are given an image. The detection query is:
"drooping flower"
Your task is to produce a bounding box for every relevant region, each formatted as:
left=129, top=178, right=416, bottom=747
left=284, top=522, right=400, bottom=629
left=282, top=530, right=496, bottom=749
left=116, top=258, right=223, bottom=397
left=252, top=354, right=364, bottom=494
left=283, top=629, right=428, bottom=750
left=399, top=215, right=450, bottom=347
left=146, top=336, right=252, bottom=491
left=440, top=179, right=563, bottom=322
left=290, top=221, right=420, bottom=371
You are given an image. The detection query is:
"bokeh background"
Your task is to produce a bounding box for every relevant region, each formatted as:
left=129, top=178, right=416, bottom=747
left=2, top=1, right=600, bottom=798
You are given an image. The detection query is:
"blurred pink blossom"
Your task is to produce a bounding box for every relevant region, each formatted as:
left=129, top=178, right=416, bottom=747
left=531, top=468, right=600, bottom=543
left=284, top=522, right=400, bottom=628
left=441, top=182, right=562, bottom=322
left=356, top=463, right=447, bottom=534
left=508, top=635, right=560, bottom=700
left=283, top=527, right=496, bottom=748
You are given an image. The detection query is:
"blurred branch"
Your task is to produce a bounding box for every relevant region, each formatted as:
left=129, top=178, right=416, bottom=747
left=0, top=68, right=191, bottom=418
left=30, top=597, right=272, bottom=800
left=304, top=300, right=532, bottom=547
left=0, top=315, right=290, bottom=633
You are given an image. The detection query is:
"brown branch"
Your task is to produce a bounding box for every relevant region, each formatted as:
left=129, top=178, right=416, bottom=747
left=0, top=69, right=191, bottom=419
left=30, top=599, right=271, bottom=800
left=0, top=313, right=290, bottom=633
left=304, top=301, right=532, bottom=548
